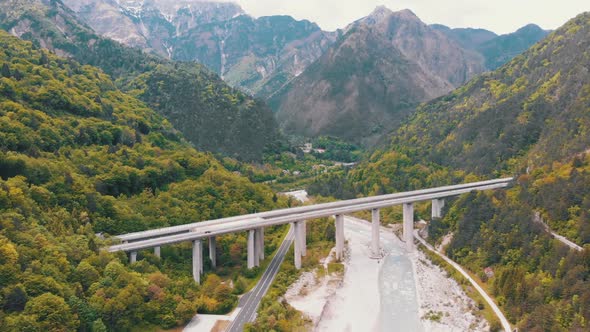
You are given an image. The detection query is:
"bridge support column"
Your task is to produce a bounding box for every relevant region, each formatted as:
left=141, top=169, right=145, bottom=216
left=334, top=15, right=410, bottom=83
left=300, top=221, right=307, bottom=257
left=254, top=228, right=262, bottom=267
left=193, top=239, right=202, bottom=284
left=209, top=237, right=216, bottom=269
left=431, top=199, right=445, bottom=219
left=260, top=228, right=265, bottom=260
left=403, top=203, right=415, bottom=251
left=130, top=251, right=137, bottom=263
left=154, top=246, right=161, bottom=258
left=335, top=214, right=345, bottom=261
left=372, top=209, right=380, bottom=257
left=293, top=222, right=302, bottom=269
left=248, top=229, right=256, bottom=269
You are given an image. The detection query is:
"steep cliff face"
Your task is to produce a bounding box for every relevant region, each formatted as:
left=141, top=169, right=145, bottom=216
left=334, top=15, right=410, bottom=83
left=173, top=14, right=336, bottom=97
left=59, top=0, right=335, bottom=98
left=272, top=7, right=484, bottom=144
left=61, top=0, right=244, bottom=55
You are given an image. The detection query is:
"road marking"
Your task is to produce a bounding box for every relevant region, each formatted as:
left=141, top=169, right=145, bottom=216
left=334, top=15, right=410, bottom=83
left=227, top=228, right=295, bottom=332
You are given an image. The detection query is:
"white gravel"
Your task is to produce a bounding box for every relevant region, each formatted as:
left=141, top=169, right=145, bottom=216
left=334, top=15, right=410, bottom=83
left=413, top=250, right=489, bottom=331
left=284, top=217, right=490, bottom=331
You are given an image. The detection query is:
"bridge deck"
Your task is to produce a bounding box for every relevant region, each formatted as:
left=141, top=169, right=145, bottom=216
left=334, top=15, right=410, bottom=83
left=114, top=178, right=513, bottom=243
left=108, top=179, right=512, bottom=253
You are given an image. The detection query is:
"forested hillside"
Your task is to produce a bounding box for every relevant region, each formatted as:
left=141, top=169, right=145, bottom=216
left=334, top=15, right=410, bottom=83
left=0, top=30, right=283, bottom=331
left=0, top=0, right=280, bottom=161
left=355, top=12, right=590, bottom=180
left=311, top=12, right=590, bottom=331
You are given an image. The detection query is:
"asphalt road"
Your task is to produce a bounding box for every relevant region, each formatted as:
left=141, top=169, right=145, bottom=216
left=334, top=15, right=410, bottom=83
left=226, top=225, right=295, bottom=332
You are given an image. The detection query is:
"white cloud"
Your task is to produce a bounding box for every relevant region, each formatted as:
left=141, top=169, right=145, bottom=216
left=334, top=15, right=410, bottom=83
left=230, top=0, right=589, bottom=34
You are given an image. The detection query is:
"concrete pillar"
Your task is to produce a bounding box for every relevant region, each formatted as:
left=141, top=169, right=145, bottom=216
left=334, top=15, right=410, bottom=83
left=294, top=222, right=302, bottom=269
left=431, top=199, right=445, bottom=219
left=192, top=239, right=202, bottom=284
left=258, top=228, right=265, bottom=261
left=254, top=228, right=264, bottom=262
left=130, top=251, right=137, bottom=263
left=254, top=229, right=261, bottom=267
left=403, top=203, right=415, bottom=251
left=247, top=229, right=255, bottom=269
left=209, top=237, right=216, bottom=269
left=154, top=246, right=161, bottom=258
left=335, top=214, right=345, bottom=261
left=199, top=240, right=203, bottom=274
left=372, top=209, right=380, bottom=256
left=300, top=221, right=307, bottom=257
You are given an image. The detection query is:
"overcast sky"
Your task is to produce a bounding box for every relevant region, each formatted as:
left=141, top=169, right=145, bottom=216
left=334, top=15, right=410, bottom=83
left=231, top=0, right=589, bottom=34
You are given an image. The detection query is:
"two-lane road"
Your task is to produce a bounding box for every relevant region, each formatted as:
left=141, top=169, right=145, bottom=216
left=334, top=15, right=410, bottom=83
left=226, top=225, right=295, bottom=332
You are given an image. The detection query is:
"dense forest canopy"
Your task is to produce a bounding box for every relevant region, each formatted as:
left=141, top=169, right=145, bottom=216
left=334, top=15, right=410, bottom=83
left=0, top=29, right=285, bottom=331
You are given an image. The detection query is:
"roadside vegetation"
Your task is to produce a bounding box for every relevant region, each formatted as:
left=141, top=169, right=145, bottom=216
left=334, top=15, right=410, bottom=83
left=246, top=212, right=336, bottom=331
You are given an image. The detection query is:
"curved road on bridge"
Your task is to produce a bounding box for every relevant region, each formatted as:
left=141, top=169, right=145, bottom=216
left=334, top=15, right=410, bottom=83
left=226, top=225, right=295, bottom=332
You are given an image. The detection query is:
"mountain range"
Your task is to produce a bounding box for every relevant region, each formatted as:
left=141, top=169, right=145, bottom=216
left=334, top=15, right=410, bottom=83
left=56, top=1, right=549, bottom=144
left=271, top=7, right=484, bottom=143
left=0, top=0, right=554, bottom=150
left=433, top=23, right=551, bottom=70
left=61, top=0, right=337, bottom=98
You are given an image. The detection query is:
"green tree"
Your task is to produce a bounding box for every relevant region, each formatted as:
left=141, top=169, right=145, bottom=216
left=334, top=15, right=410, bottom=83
left=91, top=319, right=107, bottom=332
left=73, top=261, right=100, bottom=290
left=1, top=63, right=11, bottom=78
left=3, top=284, right=28, bottom=313
left=23, top=293, right=79, bottom=331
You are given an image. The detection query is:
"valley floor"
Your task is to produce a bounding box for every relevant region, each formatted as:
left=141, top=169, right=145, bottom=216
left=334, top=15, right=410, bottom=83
left=285, top=217, right=488, bottom=331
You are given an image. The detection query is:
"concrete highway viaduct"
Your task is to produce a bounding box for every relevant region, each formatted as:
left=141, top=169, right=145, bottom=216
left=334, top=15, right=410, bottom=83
left=107, top=178, right=512, bottom=284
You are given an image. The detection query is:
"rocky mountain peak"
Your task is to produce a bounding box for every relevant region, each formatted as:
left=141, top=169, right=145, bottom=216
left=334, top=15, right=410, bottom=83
left=367, top=5, right=394, bottom=22
left=391, top=8, right=420, bottom=21
left=354, top=7, right=426, bottom=34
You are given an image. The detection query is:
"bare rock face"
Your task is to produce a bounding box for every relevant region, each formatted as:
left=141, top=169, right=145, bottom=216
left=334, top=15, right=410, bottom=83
left=272, top=7, right=486, bottom=144
left=172, top=15, right=337, bottom=97
left=59, top=0, right=332, bottom=98
left=60, top=0, right=244, bottom=53
left=356, top=8, right=486, bottom=87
